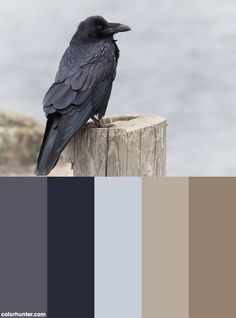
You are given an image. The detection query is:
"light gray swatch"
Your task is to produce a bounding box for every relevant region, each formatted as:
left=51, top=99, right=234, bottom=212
left=95, top=177, right=141, bottom=318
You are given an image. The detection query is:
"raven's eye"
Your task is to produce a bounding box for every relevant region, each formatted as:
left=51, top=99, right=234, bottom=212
left=97, top=25, right=103, bottom=30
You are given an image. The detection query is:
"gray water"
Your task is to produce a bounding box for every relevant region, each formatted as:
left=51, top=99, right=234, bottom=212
left=1, top=0, right=236, bottom=175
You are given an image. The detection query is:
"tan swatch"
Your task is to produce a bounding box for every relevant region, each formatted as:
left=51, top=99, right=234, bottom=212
left=142, top=178, right=189, bottom=318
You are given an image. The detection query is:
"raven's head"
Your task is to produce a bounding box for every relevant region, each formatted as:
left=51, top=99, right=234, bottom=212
left=77, top=16, right=131, bottom=41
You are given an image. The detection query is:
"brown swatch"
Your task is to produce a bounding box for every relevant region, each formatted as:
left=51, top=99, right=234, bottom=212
left=190, top=177, right=236, bottom=318
left=142, top=178, right=189, bottom=318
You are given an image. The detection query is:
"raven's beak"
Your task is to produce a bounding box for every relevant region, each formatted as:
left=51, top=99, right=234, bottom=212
left=105, top=22, right=131, bottom=34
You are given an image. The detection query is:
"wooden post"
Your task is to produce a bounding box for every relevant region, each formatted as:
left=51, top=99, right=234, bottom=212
left=62, top=115, right=167, bottom=176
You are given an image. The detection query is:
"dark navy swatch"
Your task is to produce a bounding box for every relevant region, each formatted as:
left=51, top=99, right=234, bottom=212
left=47, top=177, right=94, bottom=318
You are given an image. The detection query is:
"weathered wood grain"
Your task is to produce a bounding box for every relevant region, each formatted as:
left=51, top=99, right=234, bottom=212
left=140, top=125, right=156, bottom=176
left=73, top=127, right=108, bottom=176
left=107, top=128, right=127, bottom=176
left=63, top=115, right=167, bottom=176
left=155, top=121, right=166, bottom=176
left=126, top=130, right=141, bottom=176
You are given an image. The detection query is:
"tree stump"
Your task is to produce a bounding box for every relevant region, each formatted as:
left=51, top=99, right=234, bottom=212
left=62, top=115, right=167, bottom=176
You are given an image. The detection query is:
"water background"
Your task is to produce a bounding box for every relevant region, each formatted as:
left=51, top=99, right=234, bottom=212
left=1, top=0, right=236, bottom=175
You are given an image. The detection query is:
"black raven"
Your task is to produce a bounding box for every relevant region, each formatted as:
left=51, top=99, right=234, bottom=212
left=35, top=16, right=131, bottom=175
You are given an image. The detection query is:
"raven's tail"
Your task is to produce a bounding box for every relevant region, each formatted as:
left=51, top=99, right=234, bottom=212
left=35, top=105, right=92, bottom=176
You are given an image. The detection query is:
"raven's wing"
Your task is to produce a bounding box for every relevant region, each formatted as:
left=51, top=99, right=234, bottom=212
left=36, top=40, right=117, bottom=175
left=43, top=40, right=117, bottom=115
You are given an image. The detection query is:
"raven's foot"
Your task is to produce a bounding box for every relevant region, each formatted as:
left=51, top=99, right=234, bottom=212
left=99, top=122, right=115, bottom=128
left=85, top=122, right=97, bottom=129
left=91, top=116, right=115, bottom=128
left=97, top=121, right=115, bottom=128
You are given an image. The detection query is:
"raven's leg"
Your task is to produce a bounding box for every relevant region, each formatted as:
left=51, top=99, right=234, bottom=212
left=91, top=115, right=101, bottom=126
left=84, top=116, right=100, bottom=128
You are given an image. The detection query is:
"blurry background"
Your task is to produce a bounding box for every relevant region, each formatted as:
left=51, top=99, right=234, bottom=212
left=0, top=0, right=236, bottom=175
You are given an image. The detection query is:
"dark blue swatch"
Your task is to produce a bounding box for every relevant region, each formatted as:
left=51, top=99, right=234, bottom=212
left=47, top=177, right=94, bottom=318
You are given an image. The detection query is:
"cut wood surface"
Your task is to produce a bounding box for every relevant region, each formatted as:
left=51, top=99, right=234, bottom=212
left=62, top=115, right=167, bottom=176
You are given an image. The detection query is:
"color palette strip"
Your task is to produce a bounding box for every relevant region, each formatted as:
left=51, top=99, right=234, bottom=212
left=0, top=177, right=235, bottom=318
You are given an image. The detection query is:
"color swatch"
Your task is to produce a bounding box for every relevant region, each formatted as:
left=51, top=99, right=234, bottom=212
left=0, top=177, right=235, bottom=317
